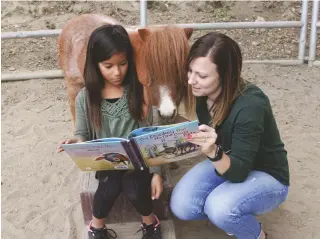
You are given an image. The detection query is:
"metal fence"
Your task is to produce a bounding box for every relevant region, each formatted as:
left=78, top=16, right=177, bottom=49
left=1, top=0, right=319, bottom=81
left=309, top=0, right=320, bottom=66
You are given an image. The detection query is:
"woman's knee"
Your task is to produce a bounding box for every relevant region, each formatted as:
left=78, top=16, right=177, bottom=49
left=204, top=193, right=237, bottom=229
left=170, top=195, right=199, bottom=220
left=170, top=188, right=190, bottom=220
left=170, top=183, right=206, bottom=221
left=170, top=160, right=224, bottom=221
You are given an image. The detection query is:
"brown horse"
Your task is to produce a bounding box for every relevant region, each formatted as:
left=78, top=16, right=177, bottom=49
left=58, top=14, right=193, bottom=130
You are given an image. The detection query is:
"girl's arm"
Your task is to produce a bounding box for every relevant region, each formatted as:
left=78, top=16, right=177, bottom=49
left=74, top=90, right=89, bottom=141
left=149, top=166, right=161, bottom=175
left=57, top=91, right=87, bottom=152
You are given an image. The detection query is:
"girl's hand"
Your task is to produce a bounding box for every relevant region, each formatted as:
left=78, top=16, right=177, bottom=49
left=187, top=124, right=217, bottom=157
left=57, top=137, right=84, bottom=153
left=151, top=173, right=163, bottom=200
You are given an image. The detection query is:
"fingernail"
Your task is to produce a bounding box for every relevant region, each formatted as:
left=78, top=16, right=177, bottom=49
left=152, top=197, right=155, bottom=200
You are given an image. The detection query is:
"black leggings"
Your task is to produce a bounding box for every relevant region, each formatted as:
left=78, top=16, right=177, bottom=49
left=92, top=170, right=153, bottom=219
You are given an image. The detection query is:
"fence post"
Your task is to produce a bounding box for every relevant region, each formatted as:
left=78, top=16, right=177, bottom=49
left=298, top=0, right=309, bottom=62
left=308, top=0, right=319, bottom=66
left=140, top=0, right=148, bottom=27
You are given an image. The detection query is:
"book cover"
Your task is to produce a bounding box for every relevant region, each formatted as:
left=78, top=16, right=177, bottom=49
left=61, top=138, right=135, bottom=171
left=130, top=120, right=201, bottom=167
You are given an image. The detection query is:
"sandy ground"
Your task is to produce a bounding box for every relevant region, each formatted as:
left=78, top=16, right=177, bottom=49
left=2, top=1, right=320, bottom=239
left=2, top=64, right=320, bottom=239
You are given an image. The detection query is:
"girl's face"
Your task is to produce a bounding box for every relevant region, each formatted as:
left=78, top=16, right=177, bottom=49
left=99, top=52, right=128, bottom=86
left=187, top=56, right=221, bottom=98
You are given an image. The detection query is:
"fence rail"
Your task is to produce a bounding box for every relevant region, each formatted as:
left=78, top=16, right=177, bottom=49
left=1, top=0, right=319, bottom=82
left=0, top=21, right=304, bottom=40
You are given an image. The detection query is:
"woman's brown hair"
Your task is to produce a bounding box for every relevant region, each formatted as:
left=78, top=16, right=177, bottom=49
left=186, top=32, right=246, bottom=127
left=83, top=24, right=144, bottom=129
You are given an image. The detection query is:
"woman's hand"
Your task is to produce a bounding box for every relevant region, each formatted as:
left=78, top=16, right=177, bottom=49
left=151, top=173, right=163, bottom=200
left=57, top=137, right=84, bottom=153
left=187, top=124, right=217, bottom=158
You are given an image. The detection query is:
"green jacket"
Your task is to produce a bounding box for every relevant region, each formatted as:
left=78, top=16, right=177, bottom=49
left=197, top=83, right=289, bottom=185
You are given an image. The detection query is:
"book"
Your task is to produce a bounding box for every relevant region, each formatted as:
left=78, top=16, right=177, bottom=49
left=61, top=120, right=201, bottom=171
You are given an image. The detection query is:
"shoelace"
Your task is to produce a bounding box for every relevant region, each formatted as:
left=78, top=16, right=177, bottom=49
left=135, top=224, right=159, bottom=238
left=89, top=227, right=117, bottom=239
left=105, top=228, right=117, bottom=239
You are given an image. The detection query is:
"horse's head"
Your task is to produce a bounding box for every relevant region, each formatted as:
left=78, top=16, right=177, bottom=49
left=129, top=26, right=193, bottom=123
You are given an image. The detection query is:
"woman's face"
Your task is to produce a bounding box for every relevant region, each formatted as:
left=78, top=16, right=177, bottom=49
left=187, top=56, right=221, bottom=98
left=98, top=52, right=128, bottom=86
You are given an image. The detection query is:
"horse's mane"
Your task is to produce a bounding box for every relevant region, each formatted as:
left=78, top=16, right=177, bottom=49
left=140, top=27, right=191, bottom=108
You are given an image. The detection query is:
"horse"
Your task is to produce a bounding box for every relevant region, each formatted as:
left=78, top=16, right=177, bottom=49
left=175, top=141, right=198, bottom=155
left=58, top=14, right=193, bottom=130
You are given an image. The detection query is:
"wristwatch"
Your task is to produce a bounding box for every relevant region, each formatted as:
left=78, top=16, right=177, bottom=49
left=207, top=145, right=224, bottom=162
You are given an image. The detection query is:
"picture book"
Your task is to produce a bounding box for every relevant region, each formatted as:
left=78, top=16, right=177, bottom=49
left=61, top=120, right=202, bottom=171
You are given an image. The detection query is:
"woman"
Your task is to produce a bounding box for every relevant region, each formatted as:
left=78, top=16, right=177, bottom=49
left=170, top=32, right=290, bottom=239
left=58, top=25, right=162, bottom=239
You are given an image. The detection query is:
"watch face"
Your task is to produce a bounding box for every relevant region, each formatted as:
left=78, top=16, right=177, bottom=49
left=215, top=145, right=223, bottom=160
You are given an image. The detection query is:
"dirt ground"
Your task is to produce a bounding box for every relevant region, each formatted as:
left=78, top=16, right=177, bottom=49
left=1, top=1, right=320, bottom=239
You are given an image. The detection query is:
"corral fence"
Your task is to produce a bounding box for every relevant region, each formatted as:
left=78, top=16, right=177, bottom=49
left=1, top=0, right=319, bottom=82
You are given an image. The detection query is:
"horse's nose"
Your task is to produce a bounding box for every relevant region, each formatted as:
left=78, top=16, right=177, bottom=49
left=157, top=109, right=177, bottom=123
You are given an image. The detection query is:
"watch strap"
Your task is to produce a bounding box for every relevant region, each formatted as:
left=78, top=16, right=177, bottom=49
left=207, top=145, right=223, bottom=162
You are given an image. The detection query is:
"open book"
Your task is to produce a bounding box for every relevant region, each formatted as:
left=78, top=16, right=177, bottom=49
left=61, top=120, right=201, bottom=171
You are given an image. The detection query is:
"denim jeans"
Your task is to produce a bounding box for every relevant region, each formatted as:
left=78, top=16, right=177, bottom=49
left=170, top=160, right=289, bottom=239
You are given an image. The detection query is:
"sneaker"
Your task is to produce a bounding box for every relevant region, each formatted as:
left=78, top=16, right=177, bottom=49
left=88, top=221, right=117, bottom=239
left=136, top=215, right=162, bottom=239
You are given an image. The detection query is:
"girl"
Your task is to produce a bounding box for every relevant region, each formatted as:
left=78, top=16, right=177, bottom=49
left=170, top=32, right=289, bottom=239
left=58, top=25, right=162, bottom=239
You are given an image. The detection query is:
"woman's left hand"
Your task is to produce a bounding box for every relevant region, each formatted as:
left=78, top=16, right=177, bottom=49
left=151, top=173, right=163, bottom=200
left=187, top=124, right=217, bottom=157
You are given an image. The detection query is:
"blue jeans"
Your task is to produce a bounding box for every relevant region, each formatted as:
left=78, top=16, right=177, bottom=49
left=170, top=160, right=289, bottom=239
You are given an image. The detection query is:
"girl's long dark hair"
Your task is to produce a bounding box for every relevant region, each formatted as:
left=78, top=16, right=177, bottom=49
left=83, top=24, right=144, bottom=129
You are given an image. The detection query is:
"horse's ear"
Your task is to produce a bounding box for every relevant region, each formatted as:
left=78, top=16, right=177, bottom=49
left=138, top=28, right=151, bottom=42
left=184, top=28, right=193, bottom=39
left=129, top=32, right=141, bottom=50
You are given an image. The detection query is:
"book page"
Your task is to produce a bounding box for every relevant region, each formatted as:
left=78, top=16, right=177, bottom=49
left=127, top=124, right=176, bottom=139
left=84, top=138, right=127, bottom=143
left=132, top=120, right=202, bottom=166
left=61, top=139, right=134, bottom=171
